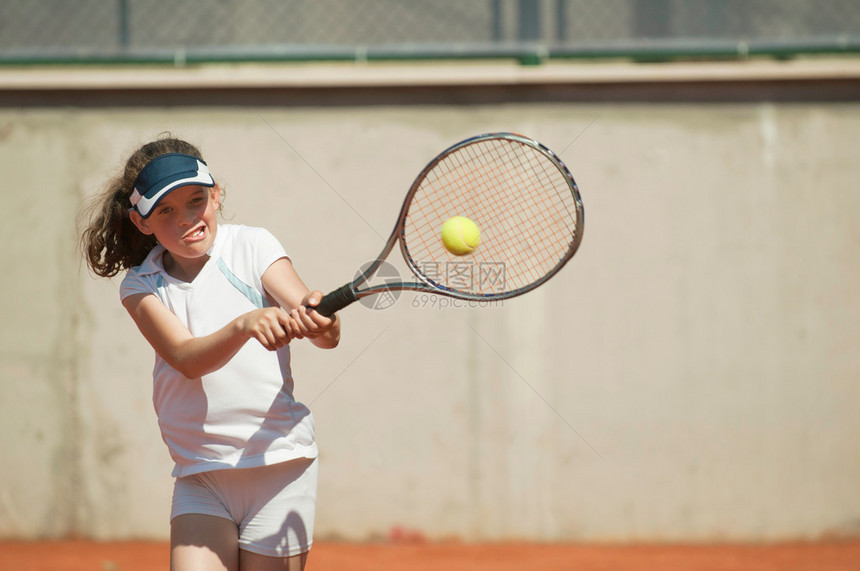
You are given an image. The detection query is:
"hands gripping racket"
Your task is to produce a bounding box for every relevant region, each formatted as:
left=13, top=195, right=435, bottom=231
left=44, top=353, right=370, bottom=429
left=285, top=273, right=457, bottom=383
left=312, top=132, right=584, bottom=317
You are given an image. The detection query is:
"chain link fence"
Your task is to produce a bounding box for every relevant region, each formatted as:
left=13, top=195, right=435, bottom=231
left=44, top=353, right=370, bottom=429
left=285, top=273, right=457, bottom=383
left=1, top=0, right=858, bottom=63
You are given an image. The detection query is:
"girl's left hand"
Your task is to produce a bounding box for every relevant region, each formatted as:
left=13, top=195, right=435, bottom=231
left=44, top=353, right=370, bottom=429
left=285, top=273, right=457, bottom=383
left=261, top=258, right=341, bottom=348
left=288, top=290, right=336, bottom=340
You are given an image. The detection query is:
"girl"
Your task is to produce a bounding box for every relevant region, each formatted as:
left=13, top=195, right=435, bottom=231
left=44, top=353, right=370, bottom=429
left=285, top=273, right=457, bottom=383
left=81, top=136, right=339, bottom=571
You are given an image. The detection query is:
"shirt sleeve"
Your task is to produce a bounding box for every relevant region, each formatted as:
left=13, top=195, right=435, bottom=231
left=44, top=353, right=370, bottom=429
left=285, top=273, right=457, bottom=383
left=119, top=268, right=155, bottom=301
left=251, top=227, right=291, bottom=279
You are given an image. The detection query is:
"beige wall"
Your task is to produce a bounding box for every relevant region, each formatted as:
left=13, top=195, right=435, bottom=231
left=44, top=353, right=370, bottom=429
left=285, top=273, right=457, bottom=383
left=1, top=92, right=858, bottom=541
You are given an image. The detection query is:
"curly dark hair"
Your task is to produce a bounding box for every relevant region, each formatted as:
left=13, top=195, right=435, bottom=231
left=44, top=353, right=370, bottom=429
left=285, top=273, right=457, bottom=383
left=80, top=136, right=209, bottom=277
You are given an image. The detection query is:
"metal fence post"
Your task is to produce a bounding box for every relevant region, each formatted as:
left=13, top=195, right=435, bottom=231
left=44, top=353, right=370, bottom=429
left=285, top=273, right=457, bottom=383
left=518, top=0, right=542, bottom=65
left=118, top=0, right=130, bottom=48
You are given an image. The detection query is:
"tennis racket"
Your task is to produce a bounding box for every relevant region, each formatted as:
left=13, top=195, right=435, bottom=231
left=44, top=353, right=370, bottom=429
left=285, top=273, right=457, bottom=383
left=312, top=132, right=584, bottom=317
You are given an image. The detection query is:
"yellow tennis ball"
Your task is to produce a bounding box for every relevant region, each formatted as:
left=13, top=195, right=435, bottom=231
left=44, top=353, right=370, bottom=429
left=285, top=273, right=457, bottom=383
left=441, top=216, right=481, bottom=256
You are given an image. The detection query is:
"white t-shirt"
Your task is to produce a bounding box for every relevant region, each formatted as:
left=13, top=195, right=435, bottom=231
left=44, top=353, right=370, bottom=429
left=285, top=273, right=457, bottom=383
left=120, top=224, right=317, bottom=477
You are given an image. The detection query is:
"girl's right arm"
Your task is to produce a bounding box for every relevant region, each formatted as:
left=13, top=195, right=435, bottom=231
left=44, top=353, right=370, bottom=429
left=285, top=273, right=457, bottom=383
left=122, top=293, right=294, bottom=379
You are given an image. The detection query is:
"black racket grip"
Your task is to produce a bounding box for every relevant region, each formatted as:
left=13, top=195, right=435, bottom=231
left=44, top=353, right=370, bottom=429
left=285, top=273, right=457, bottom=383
left=309, top=284, right=357, bottom=317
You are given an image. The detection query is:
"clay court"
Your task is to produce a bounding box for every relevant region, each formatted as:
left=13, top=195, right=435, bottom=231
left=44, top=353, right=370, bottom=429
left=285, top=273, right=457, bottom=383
left=3, top=540, right=860, bottom=571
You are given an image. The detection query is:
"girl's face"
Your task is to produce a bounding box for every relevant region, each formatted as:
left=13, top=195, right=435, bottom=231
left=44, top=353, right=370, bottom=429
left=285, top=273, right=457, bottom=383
left=130, top=184, right=220, bottom=271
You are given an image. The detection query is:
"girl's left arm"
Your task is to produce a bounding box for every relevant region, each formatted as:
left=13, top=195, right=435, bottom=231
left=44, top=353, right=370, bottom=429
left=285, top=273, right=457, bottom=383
left=262, top=257, right=341, bottom=349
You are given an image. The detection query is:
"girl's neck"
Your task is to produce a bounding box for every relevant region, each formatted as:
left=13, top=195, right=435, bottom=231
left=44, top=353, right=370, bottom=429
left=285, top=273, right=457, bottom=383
left=163, top=251, right=209, bottom=283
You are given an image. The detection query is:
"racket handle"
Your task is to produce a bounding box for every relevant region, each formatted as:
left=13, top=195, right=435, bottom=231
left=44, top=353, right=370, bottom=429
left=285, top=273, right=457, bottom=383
left=311, top=284, right=357, bottom=317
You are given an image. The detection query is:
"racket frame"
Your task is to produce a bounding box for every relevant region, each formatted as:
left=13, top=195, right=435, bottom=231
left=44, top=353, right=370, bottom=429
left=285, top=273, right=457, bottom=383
left=315, top=132, right=584, bottom=315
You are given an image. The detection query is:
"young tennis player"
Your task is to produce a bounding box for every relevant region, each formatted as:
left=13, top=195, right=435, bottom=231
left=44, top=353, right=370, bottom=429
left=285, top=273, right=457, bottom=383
left=80, top=136, right=339, bottom=571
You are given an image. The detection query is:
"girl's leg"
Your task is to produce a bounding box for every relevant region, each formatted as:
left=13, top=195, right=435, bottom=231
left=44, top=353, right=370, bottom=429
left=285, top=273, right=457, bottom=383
left=171, top=513, right=240, bottom=571
left=240, top=549, right=308, bottom=571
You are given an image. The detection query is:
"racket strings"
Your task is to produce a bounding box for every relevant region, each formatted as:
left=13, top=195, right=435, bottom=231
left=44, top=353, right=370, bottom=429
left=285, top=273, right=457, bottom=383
left=412, top=141, right=570, bottom=281
left=404, top=137, right=581, bottom=296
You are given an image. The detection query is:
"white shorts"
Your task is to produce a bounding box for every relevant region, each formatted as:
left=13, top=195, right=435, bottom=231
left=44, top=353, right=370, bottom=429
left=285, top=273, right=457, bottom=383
left=171, top=458, right=318, bottom=558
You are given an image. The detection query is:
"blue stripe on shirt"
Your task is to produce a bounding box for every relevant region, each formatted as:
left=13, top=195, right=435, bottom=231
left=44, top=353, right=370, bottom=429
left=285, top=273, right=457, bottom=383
left=216, top=258, right=265, bottom=308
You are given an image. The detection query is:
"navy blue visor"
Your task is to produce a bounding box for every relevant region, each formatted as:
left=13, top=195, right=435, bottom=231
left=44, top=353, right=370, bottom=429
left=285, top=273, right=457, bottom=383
left=130, top=153, right=215, bottom=218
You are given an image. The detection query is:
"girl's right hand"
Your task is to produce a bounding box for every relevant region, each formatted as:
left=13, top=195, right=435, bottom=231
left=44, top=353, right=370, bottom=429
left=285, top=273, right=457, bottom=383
left=238, top=307, right=293, bottom=350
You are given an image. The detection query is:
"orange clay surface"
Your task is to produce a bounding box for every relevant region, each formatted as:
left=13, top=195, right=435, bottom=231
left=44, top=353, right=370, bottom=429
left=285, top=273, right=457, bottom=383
left=2, top=540, right=860, bottom=571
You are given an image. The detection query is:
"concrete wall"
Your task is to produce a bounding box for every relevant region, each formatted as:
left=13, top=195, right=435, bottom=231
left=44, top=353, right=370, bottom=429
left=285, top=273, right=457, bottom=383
left=1, top=74, right=859, bottom=542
